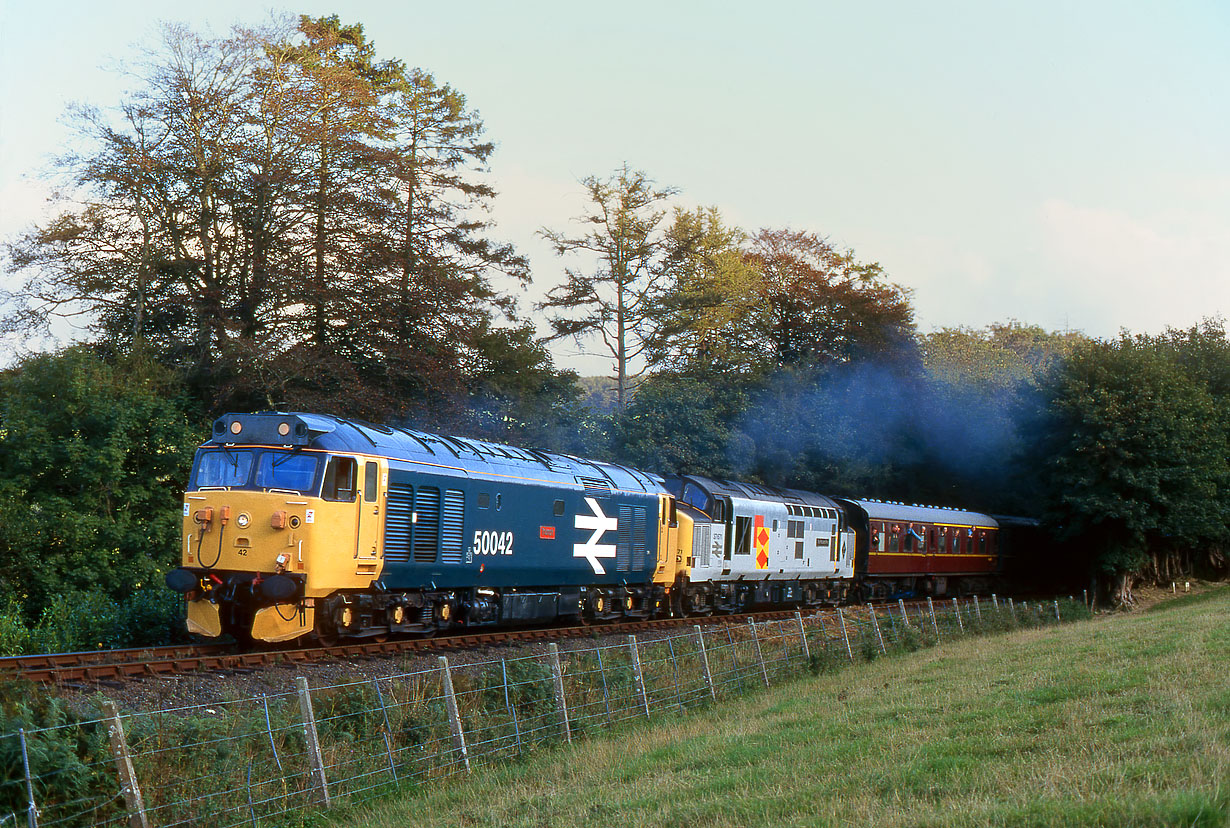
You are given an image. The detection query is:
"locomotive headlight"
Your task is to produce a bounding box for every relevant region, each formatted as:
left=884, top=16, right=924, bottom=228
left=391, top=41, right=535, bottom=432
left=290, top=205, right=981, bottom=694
left=278, top=421, right=290, bottom=437
left=230, top=420, right=242, bottom=435
left=236, top=512, right=251, bottom=529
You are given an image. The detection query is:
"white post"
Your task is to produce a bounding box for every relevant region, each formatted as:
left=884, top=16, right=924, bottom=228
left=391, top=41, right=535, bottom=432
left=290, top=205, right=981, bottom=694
left=547, top=644, right=571, bottom=743
left=952, top=598, right=964, bottom=632
left=867, top=605, right=886, bottom=654
left=927, top=596, right=940, bottom=641
left=837, top=609, right=854, bottom=661
left=627, top=635, right=650, bottom=717
left=794, top=611, right=810, bottom=661
left=694, top=625, right=716, bottom=700
left=438, top=657, right=471, bottom=773
left=748, top=619, right=770, bottom=687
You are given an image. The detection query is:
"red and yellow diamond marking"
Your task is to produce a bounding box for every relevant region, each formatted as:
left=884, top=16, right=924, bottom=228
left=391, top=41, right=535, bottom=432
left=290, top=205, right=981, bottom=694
left=754, top=515, right=770, bottom=569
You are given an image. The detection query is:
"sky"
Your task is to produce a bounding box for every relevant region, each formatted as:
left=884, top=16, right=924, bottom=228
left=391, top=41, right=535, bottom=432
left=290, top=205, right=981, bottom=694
left=2, top=0, right=1228, bottom=375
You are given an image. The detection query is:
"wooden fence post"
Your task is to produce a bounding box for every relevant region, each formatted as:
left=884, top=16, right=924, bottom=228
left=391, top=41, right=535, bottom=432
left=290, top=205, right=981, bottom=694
left=794, top=611, right=810, bottom=661
left=547, top=644, right=571, bottom=743
left=1008, top=597, right=1017, bottom=623
left=101, top=702, right=150, bottom=828
left=627, top=635, right=650, bottom=717
left=836, top=609, right=854, bottom=661
left=694, top=626, right=716, bottom=700
left=952, top=598, right=964, bottom=633
left=897, top=598, right=909, bottom=627
left=973, top=595, right=982, bottom=623
left=927, top=597, right=940, bottom=641
left=295, top=678, right=331, bottom=806
left=1053, top=600, right=1061, bottom=622
left=867, top=605, right=886, bottom=654
left=437, top=657, right=471, bottom=773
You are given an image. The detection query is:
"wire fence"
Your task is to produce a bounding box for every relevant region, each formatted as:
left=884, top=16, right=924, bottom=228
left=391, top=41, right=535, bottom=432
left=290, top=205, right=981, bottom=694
left=0, top=595, right=1088, bottom=828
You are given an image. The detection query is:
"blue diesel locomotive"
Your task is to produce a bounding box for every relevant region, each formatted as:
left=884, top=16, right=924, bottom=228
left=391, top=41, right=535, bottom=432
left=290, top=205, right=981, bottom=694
left=165, top=412, right=1003, bottom=643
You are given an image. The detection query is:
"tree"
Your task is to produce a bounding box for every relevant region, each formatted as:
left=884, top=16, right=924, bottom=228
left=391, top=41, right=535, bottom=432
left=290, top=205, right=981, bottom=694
left=5, top=23, right=267, bottom=375
left=645, top=207, right=769, bottom=376
left=539, top=165, right=678, bottom=409
left=0, top=348, right=201, bottom=618
left=5, top=16, right=533, bottom=424
left=747, top=229, right=916, bottom=368
left=613, top=374, right=749, bottom=477
left=1040, top=334, right=1230, bottom=604
left=462, top=323, right=593, bottom=452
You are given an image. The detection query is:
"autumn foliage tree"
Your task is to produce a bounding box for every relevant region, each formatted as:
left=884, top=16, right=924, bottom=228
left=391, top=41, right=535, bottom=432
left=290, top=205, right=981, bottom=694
left=5, top=16, right=535, bottom=427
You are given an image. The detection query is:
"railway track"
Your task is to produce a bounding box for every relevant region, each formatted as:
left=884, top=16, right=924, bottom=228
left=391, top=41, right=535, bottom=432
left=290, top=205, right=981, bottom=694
left=0, top=609, right=808, bottom=686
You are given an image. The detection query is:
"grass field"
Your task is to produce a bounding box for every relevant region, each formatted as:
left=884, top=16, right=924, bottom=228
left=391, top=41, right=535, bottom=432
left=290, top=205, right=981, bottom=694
left=321, top=588, right=1230, bottom=828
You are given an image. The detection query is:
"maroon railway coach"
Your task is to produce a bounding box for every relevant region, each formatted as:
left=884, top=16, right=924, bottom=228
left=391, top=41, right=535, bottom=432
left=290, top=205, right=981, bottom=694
left=834, top=499, right=1000, bottom=600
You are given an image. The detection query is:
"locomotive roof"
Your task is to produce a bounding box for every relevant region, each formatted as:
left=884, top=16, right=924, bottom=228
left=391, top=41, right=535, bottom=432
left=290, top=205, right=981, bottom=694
left=682, top=474, right=840, bottom=510
left=206, top=412, right=666, bottom=494
left=843, top=498, right=999, bottom=528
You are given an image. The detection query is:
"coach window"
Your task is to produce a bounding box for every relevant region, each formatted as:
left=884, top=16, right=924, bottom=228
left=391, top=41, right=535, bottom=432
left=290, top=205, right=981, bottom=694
left=903, top=530, right=915, bottom=552
left=322, top=456, right=357, bottom=501
left=979, top=533, right=987, bottom=555
left=889, top=530, right=899, bottom=554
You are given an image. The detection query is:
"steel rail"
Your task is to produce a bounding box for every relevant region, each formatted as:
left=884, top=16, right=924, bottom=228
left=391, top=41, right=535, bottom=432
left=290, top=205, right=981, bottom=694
left=0, top=608, right=813, bottom=686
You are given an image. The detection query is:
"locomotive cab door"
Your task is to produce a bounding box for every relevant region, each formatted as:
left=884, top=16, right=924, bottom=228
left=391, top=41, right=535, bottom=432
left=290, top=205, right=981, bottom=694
left=354, top=459, right=384, bottom=577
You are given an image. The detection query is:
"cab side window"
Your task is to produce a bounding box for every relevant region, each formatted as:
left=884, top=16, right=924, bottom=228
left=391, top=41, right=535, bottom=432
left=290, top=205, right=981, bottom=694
left=364, top=462, right=378, bottom=503
left=323, top=457, right=357, bottom=501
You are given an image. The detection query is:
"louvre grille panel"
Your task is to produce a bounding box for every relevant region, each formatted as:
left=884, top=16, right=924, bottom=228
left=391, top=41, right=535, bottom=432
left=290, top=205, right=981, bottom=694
left=414, top=486, right=440, bottom=563
left=441, top=489, right=465, bottom=564
left=695, top=523, right=711, bottom=568
left=617, top=506, right=632, bottom=572
left=633, top=507, right=646, bottom=559
left=384, top=486, right=414, bottom=564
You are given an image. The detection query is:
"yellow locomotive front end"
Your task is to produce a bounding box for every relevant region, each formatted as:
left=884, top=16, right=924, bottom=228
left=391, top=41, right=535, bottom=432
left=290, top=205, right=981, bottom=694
left=166, top=414, right=386, bottom=644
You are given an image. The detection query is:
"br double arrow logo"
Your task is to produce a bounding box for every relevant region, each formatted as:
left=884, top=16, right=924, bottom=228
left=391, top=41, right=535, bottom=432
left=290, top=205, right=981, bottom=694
left=574, top=497, right=617, bottom=575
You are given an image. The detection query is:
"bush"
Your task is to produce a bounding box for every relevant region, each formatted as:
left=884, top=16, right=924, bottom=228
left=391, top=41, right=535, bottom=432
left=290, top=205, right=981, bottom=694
left=22, top=587, right=187, bottom=654
left=0, top=599, right=31, bottom=656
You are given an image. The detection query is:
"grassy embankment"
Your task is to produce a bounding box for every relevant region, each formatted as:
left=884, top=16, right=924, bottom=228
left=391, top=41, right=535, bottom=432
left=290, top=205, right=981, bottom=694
left=322, top=587, right=1230, bottom=828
